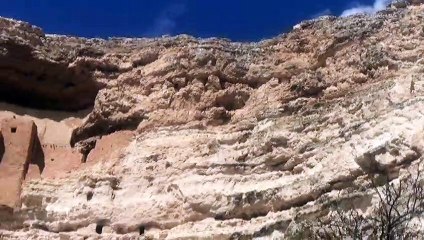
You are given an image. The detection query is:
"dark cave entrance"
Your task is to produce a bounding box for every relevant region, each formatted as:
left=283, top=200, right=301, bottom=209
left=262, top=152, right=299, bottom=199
left=95, top=224, right=103, bottom=234
left=139, top=225, right=145, bottom=235
left=0, top=41, right=99, bottom=111
left=0, top=72, right=99, bottom=111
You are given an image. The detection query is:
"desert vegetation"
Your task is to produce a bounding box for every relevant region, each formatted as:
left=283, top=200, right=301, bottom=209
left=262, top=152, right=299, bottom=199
left=288, top=164, right=424, bottom=239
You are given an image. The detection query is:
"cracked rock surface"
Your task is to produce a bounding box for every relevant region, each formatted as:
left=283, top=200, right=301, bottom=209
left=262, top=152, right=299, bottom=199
left=1, top=3, right=424, bottom=239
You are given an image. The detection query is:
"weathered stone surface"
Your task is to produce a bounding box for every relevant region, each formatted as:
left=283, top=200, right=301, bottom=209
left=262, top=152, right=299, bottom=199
left=0, top=118, right=36, bottom=209
left=0, top=18, right=99, bottom=110
left=1, top=2, right=424, bottom=239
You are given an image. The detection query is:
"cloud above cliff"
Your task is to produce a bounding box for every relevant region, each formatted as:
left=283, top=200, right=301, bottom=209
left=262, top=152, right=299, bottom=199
left=311, top=9, right=332, bottom=18
left=144, top=3, right=186, bottom=37
left=341, top=0, right=392, bottom=17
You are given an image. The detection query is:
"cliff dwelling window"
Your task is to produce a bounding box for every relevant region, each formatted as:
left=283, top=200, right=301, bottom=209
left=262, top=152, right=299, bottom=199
left=64, top=82, right=76, bottom=89
left=36, top=74, right=47, bottom=82
left=11, top=127, right=17, bottom=133
left=95, top=224, right=103, bottom=234
left=139, top=226, right=145, bottom=235
left=87, top=191, right=93, bottom=201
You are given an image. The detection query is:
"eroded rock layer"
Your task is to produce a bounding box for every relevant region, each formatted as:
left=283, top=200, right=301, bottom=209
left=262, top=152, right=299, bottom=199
left=1, top=2, right=424, bottom=239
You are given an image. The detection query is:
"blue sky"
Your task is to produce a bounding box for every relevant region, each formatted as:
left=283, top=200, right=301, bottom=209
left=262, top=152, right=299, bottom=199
left=1, top=0, right=384, bottom=41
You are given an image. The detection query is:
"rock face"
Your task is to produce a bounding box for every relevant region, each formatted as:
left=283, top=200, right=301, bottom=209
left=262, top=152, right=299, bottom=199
left=1, top=3, right=424, bottom=239
left=0, top=118, right=37, bottom=209
left=0, top=19, right=99, bottom=111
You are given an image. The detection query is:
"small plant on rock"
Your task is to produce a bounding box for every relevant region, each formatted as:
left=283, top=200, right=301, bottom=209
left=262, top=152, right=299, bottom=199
left=290, top=164, right=424, bottom=240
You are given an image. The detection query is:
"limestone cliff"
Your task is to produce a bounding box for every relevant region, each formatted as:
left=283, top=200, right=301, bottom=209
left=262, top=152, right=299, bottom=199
left=1, top=2, right=424, bottom=239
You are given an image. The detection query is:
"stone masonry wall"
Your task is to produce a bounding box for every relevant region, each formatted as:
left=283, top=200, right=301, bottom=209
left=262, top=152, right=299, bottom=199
left=0, top=118, right=37, bottom=209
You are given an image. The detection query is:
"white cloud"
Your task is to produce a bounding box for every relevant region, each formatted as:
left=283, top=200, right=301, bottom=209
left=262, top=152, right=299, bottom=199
left=311, top=9, right=332, bottom=18
left=144, top=3, right=186, bottom=37
left=341, top=0, right=392, bottom=17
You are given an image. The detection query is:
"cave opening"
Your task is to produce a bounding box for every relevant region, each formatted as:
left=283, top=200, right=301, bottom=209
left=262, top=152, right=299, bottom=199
left=87, top=191, right=93, bottom=201
left=95, top=224, right=103, bottom=234
left=64, top=82, right=76, bottom=89
left=0, top=42, right=99, bottom=111
left=139, top=225, right=145, bottom=235
left=0, top=72, right=99, bottom=111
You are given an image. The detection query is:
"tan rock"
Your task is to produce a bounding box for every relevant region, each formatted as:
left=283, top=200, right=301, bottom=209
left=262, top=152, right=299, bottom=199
left=1, top=3, right=424, bottom=239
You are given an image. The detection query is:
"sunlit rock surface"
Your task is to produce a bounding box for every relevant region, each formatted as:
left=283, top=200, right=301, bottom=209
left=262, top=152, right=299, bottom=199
left=1, top=3, right=424, bottom=239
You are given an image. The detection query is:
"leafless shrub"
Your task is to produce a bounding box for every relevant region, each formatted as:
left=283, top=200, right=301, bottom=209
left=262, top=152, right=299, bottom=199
left=290, top=164, right=424, bottom=240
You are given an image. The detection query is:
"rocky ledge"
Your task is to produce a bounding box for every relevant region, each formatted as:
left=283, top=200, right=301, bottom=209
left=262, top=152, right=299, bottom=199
left=1, top=2, right=424, bottom=239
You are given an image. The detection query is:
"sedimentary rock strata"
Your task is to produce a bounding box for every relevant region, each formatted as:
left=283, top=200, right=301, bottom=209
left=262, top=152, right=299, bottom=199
left=1, top=2, right=424, bottom=239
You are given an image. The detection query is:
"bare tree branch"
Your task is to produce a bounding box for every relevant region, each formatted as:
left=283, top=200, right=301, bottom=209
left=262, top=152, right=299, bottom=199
left=300, top=163, right=424, bottom=240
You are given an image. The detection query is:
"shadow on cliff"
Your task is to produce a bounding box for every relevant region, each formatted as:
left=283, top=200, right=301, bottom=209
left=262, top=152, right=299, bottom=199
left=0, top=40, right=100, bottom=117
left=30, top=136, right=45, bottom=174
left=0, top=133, right=4, bottom=164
